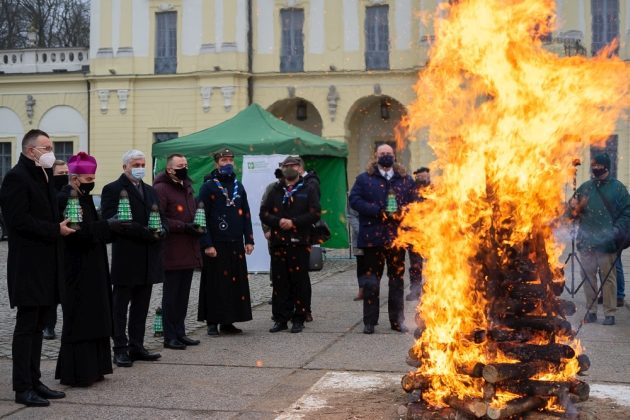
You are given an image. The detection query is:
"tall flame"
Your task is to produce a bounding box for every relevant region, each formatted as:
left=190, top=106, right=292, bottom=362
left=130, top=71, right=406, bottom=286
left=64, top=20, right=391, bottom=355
left=397, top=0, right=630, bottom=407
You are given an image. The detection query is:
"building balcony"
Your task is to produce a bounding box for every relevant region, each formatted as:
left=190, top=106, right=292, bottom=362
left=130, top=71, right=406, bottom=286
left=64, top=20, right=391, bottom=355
left=0, top=48, right=89, bottom=74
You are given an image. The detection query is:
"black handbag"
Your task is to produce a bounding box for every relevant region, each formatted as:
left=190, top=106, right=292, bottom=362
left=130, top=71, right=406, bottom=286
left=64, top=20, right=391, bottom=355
left=309, top=246, right=324, bottom=271
left=310, top=219, right=331, bottom=245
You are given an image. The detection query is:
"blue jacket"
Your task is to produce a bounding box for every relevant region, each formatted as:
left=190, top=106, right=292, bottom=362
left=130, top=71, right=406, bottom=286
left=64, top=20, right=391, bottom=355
left=349, top=166, right=415, bottom=248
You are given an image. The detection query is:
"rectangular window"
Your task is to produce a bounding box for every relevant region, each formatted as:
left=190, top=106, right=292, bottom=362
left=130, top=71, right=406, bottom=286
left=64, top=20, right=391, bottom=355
left=153, top=132, right=179, bottom=143
left=280, top=9, right=304, bottom=72
left=155, top=12, right=177, bottom=74
left=591, top=0, right=619, bottom=56
left=365, top=5, right=390, bottom=70
left=0, top=142, right=12, bottom=183
left=54, top=141, right=73, bottom=164
left=590, top=134, right=618, bottom=178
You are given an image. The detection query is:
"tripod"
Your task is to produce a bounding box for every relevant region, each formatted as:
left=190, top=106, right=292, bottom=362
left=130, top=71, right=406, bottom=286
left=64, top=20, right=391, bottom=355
left=564, top=158, right=586, bottom=296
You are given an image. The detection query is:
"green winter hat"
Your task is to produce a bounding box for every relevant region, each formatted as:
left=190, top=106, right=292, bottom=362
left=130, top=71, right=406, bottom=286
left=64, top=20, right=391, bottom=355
left=593, top=153, right=611, bottom=170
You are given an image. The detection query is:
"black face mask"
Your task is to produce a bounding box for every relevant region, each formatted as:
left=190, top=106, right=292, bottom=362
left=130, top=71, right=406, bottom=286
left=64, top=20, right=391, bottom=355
left=79, top=182, right=95, bottom=195
left=377, top=155, right=395, bottom=168
left=417, top=180, right=430, bottom=187
left=174, top=168, right=188, bottom=180
left=592, top=167, right=607, bottom=178
left=53, top=174, right=68, bottom=191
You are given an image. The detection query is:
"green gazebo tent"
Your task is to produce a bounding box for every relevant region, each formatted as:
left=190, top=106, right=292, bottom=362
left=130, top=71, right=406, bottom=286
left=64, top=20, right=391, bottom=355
left=152, top=103, right=349, bottom=248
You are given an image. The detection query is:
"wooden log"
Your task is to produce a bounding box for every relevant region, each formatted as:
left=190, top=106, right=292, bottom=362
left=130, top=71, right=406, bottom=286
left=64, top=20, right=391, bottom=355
left=413, top=327, right=424, bottom=340
left=496, top=379, right=569, bottom=397
left=456, top=361, right=485, bottom=378
left=486, top=396, right=545, bottom=419
left=415, top=312, right=426, bottom=329
left=406, top=356, right=421, bottom=368
left=408, top=347, right=421, bottom=361
left=569, top=378, right=590, bottom=401
left=491, top=297, right=537, bottom=316
left=487, top=328, right=534, bottom=342
left=498, top=343, right=575, bottom=363
left=483, top=382, right=496, bottom=401
left=402, top=372, right=430, bottom=393
left=557, top=299, right=577, bottom=316
left=444, top=396, right=487, bottom=418
left=577, top=354, right=591, bottom=374
left=506, top=282, right=547, bottom=300
left=497, top=316, right=572, bottom=335
left=482, top=361, right=552, bottom=384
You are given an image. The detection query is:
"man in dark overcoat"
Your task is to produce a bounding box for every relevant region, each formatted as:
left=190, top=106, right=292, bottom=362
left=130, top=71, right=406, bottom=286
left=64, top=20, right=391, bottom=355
left=101, top=149, right=166, bottom=367
left=260, top=156, right=321, bottom=334
left=349, top=143, right=416, bottom=334
left=0, top=129, right=75, bottom=407
left=154, top=153, right=203, bottom=349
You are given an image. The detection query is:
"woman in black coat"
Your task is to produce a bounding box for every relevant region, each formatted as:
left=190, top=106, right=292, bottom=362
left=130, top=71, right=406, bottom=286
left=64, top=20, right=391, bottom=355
left=55, top=152, right=115, bottom=387
left=198, top=149, right=254, bottom=335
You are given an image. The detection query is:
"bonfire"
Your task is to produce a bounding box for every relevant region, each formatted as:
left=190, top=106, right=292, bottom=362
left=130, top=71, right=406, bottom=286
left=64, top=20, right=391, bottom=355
left=397, top=0, right=630, bottom=418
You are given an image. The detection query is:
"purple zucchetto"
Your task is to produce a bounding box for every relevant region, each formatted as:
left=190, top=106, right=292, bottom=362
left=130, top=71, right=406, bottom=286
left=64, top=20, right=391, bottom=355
left=68, top=152, right=98, bottom=174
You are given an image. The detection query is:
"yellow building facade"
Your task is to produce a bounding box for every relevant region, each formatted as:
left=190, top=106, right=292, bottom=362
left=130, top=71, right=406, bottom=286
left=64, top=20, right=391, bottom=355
left=1, top=0, right=629, bottom=189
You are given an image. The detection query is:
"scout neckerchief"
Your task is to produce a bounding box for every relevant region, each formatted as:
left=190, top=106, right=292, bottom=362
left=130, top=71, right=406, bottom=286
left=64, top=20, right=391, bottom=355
left=213, top=176, right=240, bottom=207
left=282, top=181, right=304, bottom=204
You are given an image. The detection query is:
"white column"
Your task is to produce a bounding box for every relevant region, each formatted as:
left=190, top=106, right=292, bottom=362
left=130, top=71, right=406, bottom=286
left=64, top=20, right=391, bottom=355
left=578, top=0, right=586, bottom=35
left=309, top=0, right=325, bottom=54
left=257, top=0, right=274, bottom=53
left=343, top=0, right=359, bottom=52
left=236, top=0, right=247, bottom=53
left=112, top=0, right=120, bottom=55
left=90, top=0, right=101, bottom=58
left=182, top=0, right=202, bottom=55
left=132, top=0, right=149, bottom=57
left=215, top=0, right=224, bottom=51
left=396, top=0, right=412, bottom=50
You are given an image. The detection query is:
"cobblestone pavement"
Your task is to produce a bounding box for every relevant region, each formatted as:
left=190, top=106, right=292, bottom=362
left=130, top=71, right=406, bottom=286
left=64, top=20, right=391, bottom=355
left=0, top=241, right=354, bottom=360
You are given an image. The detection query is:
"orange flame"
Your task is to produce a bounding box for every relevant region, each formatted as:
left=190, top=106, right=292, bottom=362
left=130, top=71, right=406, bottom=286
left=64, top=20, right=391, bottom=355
left=397, top=0, right=630, bottom=407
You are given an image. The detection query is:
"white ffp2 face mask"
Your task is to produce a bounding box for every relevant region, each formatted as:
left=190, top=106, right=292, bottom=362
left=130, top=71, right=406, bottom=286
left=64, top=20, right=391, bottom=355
left=38, top=152, right=56, bottom=169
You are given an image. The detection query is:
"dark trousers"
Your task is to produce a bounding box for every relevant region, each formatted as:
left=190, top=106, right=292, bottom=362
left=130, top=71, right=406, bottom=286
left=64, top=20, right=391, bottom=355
left=162, top=269, right=193, bottom=340
left=271, top=245, right=310, bottom=323
left=358, top=247, right=406, bottom=327
left=42, top=304, right=58, bottom=330
left=13, top=306, right=48, bottom=391
left=408, top=248, right=423, bottom=296
left=112, top=284, right=153, bottom=354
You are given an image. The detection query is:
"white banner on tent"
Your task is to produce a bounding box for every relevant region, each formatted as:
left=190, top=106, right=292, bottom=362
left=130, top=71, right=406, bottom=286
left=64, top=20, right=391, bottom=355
left=242, top=154, right=288, bottom=272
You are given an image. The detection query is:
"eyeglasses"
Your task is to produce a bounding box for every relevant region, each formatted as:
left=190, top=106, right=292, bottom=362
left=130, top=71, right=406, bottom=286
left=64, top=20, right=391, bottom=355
left=31, top=146, right=54, bottom=153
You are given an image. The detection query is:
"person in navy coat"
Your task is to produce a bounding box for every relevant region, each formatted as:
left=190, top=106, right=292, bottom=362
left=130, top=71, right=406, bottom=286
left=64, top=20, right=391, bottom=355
left=349, top=144, right=415, bottom=334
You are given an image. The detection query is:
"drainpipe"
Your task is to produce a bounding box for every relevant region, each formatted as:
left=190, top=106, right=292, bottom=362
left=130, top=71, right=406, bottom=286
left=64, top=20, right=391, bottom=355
left=247, top=0, right=253, bottom=105
left=84, top=72, right=91, bottom=153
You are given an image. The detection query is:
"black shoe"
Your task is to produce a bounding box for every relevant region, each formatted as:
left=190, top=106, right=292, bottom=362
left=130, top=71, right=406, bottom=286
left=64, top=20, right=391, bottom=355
left=129, top=349, right=161, bottom=361
left=267, top=299, right=273, bottom=305
left=603, top=316, right=615, bottom=326
left=405, top=293, right=420, bottom=302
left=597, top=295, right=603, bottom=304
left=269, top=322, right=288, bottom=333
left=291, top=321, right=304, bottom=333
left=164, top=339, right=186, bottom=350
left=220, top=324, right=243, bottom=334
left=15, top=390, right=49, bottom=407
left=179, top=336, right=200, bottom=346
left=113, top=352, right=133, bottom=367
left=583, top=313, right=597, bottom=323
left=34, top=383, right=65, bottom=399
left=391, top=323, right=409, bottom=333
left=363, top=324, right=375, bottom=334
left=207, top=324, right=219, bottom=336
left=42, top=327, right=56, bottom=340
left=618, top=298, right=625, bottom=307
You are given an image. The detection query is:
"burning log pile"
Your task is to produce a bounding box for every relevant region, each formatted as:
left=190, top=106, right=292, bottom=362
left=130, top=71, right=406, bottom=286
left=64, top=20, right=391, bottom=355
left=403, top=231, right=591, bottom=419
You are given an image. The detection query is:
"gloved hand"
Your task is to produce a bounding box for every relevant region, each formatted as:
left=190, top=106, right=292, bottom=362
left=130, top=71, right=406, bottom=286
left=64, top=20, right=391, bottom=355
left=107, top=214, right=130, bottom=234
left=184, top=222, right=204, bottom=235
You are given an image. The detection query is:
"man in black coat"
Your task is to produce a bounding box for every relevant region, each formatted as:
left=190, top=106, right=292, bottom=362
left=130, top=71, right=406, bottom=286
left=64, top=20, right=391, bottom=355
left=101, top=149, right=166, bottom=367
left=0, top=129, right=75, bottom=407
left=260, top=156, right=320, bottom=334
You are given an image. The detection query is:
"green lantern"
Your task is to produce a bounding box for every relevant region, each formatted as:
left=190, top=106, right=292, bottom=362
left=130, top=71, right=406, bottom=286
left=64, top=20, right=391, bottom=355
left=64, top=189, right=82, bottom=230
left=385, top=189, right=398, bottom=214
left=117, top=189, right=132, bottom=222
left=153, top=307, right=163, bottom=337
left=148, top=204, right=162, bottom=232
left=193, top=201, right=207, bottom=232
